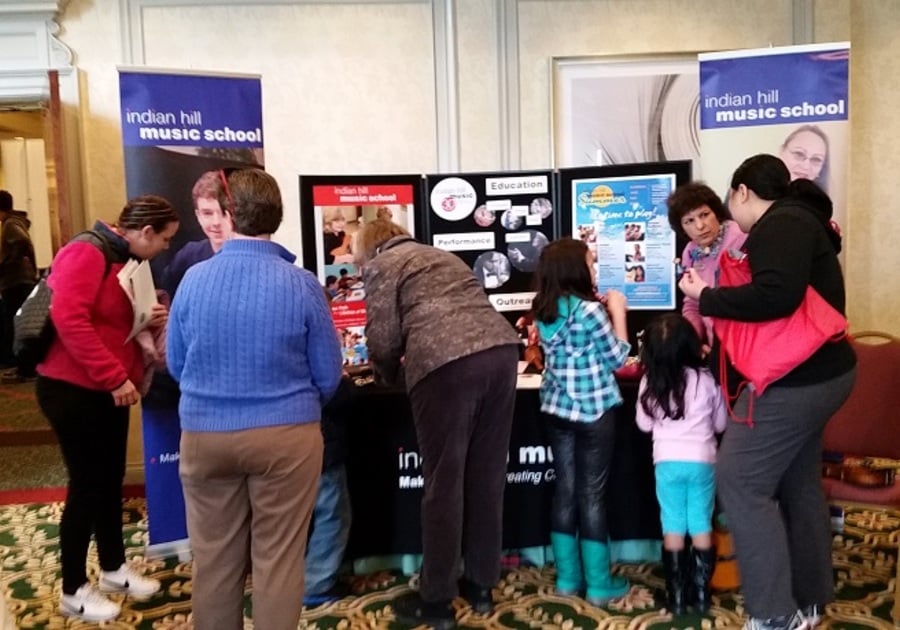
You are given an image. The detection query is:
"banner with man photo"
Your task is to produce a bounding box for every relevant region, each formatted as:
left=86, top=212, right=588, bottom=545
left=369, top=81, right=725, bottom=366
left=118, top=68, right=264, bottom=555
left=698, top=42, right=850, bottom=229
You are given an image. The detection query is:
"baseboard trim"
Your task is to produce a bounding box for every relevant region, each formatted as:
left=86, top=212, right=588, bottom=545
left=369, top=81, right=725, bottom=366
left=0, top=429, right=56, bottom=446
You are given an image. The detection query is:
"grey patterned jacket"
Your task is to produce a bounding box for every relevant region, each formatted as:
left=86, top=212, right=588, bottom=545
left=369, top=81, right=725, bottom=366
left=362, top=236, right=520, bottom=391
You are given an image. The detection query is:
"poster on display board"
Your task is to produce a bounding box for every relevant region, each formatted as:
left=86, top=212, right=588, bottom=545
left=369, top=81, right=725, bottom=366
left=558, top=162, right=691, bottom=343
left=698, top=42, right=850, bottom=230
left=119, top=67, right=264, bottom=556
left=299, top=174, right=424, bottom=371
left=422, top=170, right=558, bottom=319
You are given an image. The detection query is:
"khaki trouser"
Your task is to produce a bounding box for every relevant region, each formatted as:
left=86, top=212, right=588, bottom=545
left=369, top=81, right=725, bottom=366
left=180, top=423, right=323, bottom=630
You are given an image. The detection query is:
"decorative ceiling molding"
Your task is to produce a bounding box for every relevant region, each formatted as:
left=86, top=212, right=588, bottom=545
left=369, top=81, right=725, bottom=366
left=0, top=0, right=67, bottom=15
left=0, top=0, right=71, bottom=103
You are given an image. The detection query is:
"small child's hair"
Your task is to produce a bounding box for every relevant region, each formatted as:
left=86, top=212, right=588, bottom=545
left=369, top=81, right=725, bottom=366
left=638, top=313, right=705, bottom=420
left=532, top=238, right=597, bottom=323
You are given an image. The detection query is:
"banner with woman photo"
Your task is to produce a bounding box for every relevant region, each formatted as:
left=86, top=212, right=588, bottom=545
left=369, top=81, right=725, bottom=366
left=118, top=67, right=264, bottom=555
left=698, top=43, right=850, bottom=229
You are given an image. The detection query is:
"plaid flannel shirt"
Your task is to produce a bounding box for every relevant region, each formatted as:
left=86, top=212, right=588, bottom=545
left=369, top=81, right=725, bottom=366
left=537, top=296, right=630, bottom=422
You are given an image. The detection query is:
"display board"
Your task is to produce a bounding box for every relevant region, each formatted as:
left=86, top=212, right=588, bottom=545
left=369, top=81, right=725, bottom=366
left=558, top=161, right=691, bottom=346
left=299, top=174, right=425, bottom=371
left=421, top=170, right=558, bottom=322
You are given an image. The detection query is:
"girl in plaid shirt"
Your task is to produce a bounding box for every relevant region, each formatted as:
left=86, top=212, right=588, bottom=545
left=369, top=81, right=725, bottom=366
left=533, top=238, right=631, bottom=606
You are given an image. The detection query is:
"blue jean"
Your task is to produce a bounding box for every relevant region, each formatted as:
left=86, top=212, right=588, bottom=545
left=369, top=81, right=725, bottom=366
left=304, top=465, right=352, bottom=595
left=655, top=461, right=715, bottom=537
left=544, top=409, right=618, bottom=542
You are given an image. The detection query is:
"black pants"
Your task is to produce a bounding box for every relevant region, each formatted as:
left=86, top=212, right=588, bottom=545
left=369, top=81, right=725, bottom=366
left=1, top=282, right=35, bottom=368
left=544, top=408, right=618, bottom=541
left=407, top=344, right=518, bottom=603
left=36, top=376, right=129, bottom=594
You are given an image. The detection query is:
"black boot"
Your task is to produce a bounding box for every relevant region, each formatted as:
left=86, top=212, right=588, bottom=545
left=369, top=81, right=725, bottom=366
left=459, top=577, right=494, bottom=614
left=692, top=547, right=716, bottom=614
left=393, top=593, right=456, bottom=630
left=661, top=549, right=690, bottom=616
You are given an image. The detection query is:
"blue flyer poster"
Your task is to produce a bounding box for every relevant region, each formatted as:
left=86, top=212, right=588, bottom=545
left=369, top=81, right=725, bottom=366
left=572, top=174, right=676, bottom=310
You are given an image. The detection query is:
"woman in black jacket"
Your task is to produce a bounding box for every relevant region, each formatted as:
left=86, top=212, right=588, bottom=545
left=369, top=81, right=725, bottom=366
left=678, top=154, right=856, bottom=630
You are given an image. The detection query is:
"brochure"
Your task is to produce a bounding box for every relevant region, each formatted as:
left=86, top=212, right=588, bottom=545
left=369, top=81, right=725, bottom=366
left=117, top=259, right=158, bottom=341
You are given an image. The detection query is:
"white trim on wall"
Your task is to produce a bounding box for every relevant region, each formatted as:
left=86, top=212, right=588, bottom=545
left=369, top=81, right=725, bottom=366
left=117, top=0, right=460, bottom=171
left=114, top=0, right=818, bottom=174
left=432, top=0, right=459, bottom=171
left=792, top=0, right=815, bottom=45
left=118, top=0, right=431, bottom=66
left=497, top=0, right=519, bottom=170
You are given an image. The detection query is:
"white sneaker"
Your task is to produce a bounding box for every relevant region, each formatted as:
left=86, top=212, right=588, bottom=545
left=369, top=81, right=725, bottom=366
left=99, top=562, right=161, bottom=599
left=800, top=604, right=824, bottom=628
left=60, top=583, right=121, bottom=622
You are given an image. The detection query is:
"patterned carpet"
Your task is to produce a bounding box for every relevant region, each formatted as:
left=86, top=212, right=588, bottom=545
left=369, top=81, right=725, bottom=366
left=0, top=500, right=896, bottom=629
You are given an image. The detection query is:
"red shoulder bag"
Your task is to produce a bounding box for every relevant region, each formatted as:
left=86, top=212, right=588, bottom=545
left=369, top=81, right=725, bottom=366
left=710, top=250, right=848, bottom=424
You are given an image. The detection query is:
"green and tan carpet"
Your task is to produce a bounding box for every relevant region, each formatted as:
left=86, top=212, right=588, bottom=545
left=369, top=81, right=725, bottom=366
left=0, top=499, right=897, bottom=629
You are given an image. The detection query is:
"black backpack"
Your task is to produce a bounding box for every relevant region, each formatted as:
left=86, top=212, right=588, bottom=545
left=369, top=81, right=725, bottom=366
left=13, top=230, right=114, bottom=373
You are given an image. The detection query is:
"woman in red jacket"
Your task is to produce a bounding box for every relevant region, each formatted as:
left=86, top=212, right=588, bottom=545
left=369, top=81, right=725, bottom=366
left=37, top=195, right=179, bottom=622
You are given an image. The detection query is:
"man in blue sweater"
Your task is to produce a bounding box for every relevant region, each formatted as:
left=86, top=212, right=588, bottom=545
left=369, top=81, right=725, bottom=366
left=167, top=168, right=343, bottom=630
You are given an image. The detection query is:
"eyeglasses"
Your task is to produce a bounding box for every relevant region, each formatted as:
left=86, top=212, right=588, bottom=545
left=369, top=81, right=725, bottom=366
left=787, top=149, right=825, bottom=168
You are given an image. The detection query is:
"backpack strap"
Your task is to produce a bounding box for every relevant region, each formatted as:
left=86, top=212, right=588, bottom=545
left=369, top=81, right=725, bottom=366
left=69, top=229, right=115, bottom=277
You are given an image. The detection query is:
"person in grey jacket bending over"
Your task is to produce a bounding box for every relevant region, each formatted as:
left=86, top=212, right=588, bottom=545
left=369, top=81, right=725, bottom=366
left=357, top=219, right=520, bottom=629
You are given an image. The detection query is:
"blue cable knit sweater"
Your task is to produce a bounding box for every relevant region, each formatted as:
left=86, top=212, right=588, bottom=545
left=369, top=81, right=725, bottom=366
left=167, top=238, right=343, bottom=432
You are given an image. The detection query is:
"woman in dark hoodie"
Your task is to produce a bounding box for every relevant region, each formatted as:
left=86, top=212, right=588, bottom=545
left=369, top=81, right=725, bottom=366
left=679, top=155, right=855, bottom=630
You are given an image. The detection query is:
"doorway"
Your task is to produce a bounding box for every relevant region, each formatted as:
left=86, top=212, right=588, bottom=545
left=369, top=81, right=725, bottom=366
left=0, top=108, right=54, bottom=270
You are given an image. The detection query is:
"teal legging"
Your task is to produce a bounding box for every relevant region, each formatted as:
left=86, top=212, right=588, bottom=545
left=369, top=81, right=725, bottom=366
left=655, top=461, right=715, bottom=536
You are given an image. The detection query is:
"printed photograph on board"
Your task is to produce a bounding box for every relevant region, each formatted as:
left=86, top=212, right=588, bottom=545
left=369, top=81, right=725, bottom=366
left=304, top=180, right=419, bottom=371
left=571, top=173, right=677, bottom=310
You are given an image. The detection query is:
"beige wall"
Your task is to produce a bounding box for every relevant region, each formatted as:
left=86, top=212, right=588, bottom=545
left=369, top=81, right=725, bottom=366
left=54, top=0, right=900, bottom=472
left=843, top=2, right=900, bottom=336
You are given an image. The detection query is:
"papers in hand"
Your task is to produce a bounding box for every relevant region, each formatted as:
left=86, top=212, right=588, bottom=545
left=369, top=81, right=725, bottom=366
left=117, top=259, right=157, bottom=342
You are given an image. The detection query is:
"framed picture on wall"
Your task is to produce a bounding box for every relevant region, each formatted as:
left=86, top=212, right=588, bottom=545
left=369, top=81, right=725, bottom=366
left=551, top=53, right=701, bottom=177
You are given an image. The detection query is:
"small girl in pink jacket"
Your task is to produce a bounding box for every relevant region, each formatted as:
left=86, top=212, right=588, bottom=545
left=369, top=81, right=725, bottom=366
left=636, top=313, right=727, bottom=617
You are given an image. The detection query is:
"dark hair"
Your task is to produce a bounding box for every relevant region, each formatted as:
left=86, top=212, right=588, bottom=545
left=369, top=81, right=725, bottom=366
left=532, top=238, right=597, bottom=324
left=639, top=313, right=706, bottom=420
left=0, top=190, right=12, bottom=212
left=223, top=168, right=282, bottom=236
left=325, top=275, right=338, bottom=286
left=732, top=155, right=842, bottom=253
left=666, top=182, right=731, bottom=238
left=788, top=178, right=842, bottom=254
left=729, top=154, right=791, bottom=201
left=117, top=195, right=179, bottom=232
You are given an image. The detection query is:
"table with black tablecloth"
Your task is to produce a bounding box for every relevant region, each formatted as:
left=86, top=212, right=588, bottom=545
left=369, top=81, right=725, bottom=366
left=343, top=375, right=661, bottom=563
